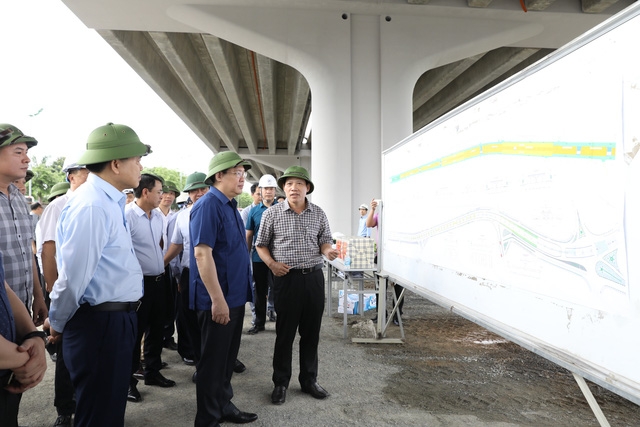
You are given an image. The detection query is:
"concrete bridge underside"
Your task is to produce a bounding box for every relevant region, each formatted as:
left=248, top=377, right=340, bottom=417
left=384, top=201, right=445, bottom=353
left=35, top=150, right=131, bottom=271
left=63, top=0, right=635, bottom=234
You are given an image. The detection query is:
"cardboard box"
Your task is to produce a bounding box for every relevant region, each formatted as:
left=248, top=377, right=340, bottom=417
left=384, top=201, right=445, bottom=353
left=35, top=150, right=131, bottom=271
left=334, top=236, right=376, bottom=270
left=337, top=290, right=377, bottom=314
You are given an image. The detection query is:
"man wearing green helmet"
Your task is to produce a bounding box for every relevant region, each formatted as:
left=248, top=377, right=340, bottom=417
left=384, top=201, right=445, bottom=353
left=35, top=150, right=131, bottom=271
left=0, top=123, right=48, bottom=326
left=48, top=123, right=151, bottom=427
left=0, top=124, right=48, bottom=427
left=255, top=165, right=339, bottom=405
left=189, top=152, right=257, bottom=425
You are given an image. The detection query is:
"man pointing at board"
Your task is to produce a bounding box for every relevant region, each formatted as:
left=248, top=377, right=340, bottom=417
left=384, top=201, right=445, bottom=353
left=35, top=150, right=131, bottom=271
left=255, top=166, right=339, bottom=405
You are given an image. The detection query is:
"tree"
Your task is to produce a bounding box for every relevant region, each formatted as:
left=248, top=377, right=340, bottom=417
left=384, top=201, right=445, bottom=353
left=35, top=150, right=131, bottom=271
left=236, top=192, right=252, bottom=209
left=29, top=156, right=66, bottom=202
left=142, top=166, right=186, bottom=191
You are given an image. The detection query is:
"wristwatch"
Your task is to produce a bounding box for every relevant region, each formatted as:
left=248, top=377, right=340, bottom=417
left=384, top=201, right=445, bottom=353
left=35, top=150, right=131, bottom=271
left=20, top=330, right=48, bottom=344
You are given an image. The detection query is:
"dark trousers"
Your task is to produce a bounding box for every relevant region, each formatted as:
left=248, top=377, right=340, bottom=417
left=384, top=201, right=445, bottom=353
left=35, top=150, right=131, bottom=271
left=252, top=262, right=273, bottom=328
left=272, top=268, right=324, bottom=388
left=54, top=337, right=76, bottom=416
left=0, top=387, right=21, bottom=427
left=195, top=305, right=244, bottom=427
left=132, top=275, right=167, bottom=381
left=176, top=268, right=199, bottom=361
left=162, top=266, right=178, bottom=344
left=64, top=309, right=136, bottom=427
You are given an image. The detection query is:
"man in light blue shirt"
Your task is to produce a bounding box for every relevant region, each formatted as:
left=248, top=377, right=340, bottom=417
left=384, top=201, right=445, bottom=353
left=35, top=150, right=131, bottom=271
left=49, top=123, right=150, bottom=427
left=125, top=173, right=176, bottom=402
left=357, top=204, right=371, bottom=238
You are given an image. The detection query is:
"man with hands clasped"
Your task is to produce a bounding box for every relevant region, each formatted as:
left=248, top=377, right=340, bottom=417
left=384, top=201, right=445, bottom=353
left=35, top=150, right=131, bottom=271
left=255, top=166, right=339, bottom=406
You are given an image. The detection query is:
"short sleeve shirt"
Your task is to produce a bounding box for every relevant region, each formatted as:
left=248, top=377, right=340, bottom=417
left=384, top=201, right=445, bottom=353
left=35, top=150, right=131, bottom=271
left=0, top=184, right=34, bottom=308
left=255, top=198, right=333, bottom=269
left=189, top=187, right=252, bottom=311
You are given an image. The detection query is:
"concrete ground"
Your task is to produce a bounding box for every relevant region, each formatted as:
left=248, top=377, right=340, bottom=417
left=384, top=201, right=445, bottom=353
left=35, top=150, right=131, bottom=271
left=18, top=288, right=640, bottom=427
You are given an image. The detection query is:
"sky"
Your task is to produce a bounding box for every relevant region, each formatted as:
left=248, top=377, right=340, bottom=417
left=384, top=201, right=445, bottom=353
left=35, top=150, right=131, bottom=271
left=0, top=0, right=215, bottom=177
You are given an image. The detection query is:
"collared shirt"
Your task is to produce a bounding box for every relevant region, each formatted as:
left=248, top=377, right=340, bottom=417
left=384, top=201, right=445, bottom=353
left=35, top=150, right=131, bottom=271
left=155, top=207, right=176, bottom=257
left=245, top=201, right=277, bottom=263
left=171, top=206, right=193, bottom=271
left=240, top=202, right=257, bottom=226
left=357, top=215, right=371, bottom=238
left=49, top=174, right=143, bottom=333
left=126, top=202, right=165, bottom=276
left=0, top=183, right=34, bottom=308
left=255, top=198, right=333, bottom=269
left=189, top=186, right=252, bottom=311
left=36, top=191, right=72, bottom=272
left=0, top=252, right=17, bottom=378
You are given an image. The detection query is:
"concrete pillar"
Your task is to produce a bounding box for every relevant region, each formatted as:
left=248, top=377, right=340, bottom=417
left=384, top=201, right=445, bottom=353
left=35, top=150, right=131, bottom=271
left=168, top=4, right=543, bottom=235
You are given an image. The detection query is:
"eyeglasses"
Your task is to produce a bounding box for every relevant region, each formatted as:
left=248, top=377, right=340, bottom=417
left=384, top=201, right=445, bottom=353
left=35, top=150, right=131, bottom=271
left=226, top=170, right=247, bottom=178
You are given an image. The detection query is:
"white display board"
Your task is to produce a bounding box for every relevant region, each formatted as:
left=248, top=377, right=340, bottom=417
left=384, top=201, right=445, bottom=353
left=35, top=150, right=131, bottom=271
left=381, top=4, right=640, bottom=405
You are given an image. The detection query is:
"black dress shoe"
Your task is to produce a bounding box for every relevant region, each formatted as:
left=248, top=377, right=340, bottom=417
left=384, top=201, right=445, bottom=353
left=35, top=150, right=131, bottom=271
left=301, top=381, right=330, bottom=399
left=221, top=407, right=258, bottom=424
left=233, top=359, right=246, bottom=373
left=144, top=372, right=176, bottom=388
left=182, top=357, right=196, bottom=366
left=268, top=310, right=277, bottom=322
left=127, top=384, right=142, bottom=402
left=53, top=414, right=72, bottom=427
left=133, top=368, right=144, bottom=381
left=271, top=385, right=286, bottom=405
left=246, top=325, right=264, bottom=335
left=192, top=371, right=197, bottom=384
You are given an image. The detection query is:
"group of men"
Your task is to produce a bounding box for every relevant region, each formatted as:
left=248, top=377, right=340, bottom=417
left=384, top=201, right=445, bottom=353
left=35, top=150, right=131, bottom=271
left=0, top=122, right=340, bottom=427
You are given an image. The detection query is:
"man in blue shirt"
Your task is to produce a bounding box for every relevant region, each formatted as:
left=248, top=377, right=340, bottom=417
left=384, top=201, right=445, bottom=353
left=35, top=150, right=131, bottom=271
left=245, top=174, right=278, bottom=334
left=190, top=151, right=257, bottom=426
left=357, top=204, right=371, bottom=238
left=49, top=123, right=150, bottom=427
left=126, top=173, right=176, bottom=403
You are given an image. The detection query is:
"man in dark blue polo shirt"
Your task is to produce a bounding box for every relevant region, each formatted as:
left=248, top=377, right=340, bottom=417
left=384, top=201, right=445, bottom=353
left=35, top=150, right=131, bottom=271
left=189, top=152, right=257, bottom=426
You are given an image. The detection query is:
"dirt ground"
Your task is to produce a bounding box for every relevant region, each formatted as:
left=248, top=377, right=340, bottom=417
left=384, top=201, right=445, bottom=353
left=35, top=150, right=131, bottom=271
left=369, top=291, right=640, bottom=427
left=18, top=287, right=640, bottom=426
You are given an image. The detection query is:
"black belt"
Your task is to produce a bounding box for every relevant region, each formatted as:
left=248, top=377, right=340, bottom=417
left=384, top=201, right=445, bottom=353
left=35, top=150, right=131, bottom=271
left=289, top=263, right=324, bottom=275
left=144, top=273, right=165, bottom=282
left=78, top=301, right=141, bottom=312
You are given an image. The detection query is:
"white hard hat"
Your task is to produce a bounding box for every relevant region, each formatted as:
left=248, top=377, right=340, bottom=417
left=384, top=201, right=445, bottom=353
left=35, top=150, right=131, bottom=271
left=258, top=174, right=277, bottom=188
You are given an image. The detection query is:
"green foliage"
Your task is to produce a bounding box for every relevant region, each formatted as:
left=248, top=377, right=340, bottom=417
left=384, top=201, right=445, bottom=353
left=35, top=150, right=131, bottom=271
left=142, top=166, right=187, bottom=191
left=236, top=192, right=252, bottom=209
left=29, top=156, right=66, bottom=202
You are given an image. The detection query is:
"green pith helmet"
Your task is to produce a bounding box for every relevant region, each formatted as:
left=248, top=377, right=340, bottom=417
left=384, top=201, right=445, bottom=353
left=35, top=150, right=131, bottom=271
left=25, top=170, right=35, bottom=182
left=162, top=180, right=180, bottom=196
left=183, top=172, right=208, bottom=192
left=204, top=151, right=251, bottom=185
left=47, top=182, right=71, bottom=202
left=277, top=165, right=314, bottom=194
left=0, top=123, right=38, bottom=148
left=77, top=123, right=151, bottom=165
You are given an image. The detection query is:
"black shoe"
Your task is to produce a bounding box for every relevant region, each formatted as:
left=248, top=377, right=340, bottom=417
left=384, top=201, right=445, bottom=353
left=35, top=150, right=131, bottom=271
left=144, top=372, right=176, bottom=388
left=301, top=381, right=330, bottom=399
left=271, top=385, right=287, bottom=405
left=192, top=371, right=197, bottom=384
left=221, top=407, right=258, bottom=424
left=163, top=339, right=178, bottom=351
left=233, top=359, right=246, bottom=373
left=246, top=325, right=264, bottom=335
left=182, top=357, right=196, bottom=366
left=393, top=318, right=400, bottom=326
left=127, top=384, right=142, bottom=402
left=133, top=368, right=144, bottom=381
left=50, top=352, right=57, bottom=363
left=268, top=310, right=277, bottom=322
left=53, top=414, right=72, bottom=427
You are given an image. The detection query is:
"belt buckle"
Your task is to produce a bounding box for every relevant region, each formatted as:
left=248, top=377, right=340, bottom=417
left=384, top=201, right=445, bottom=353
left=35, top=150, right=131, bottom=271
left=155, top=274, right=163, bottom=282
